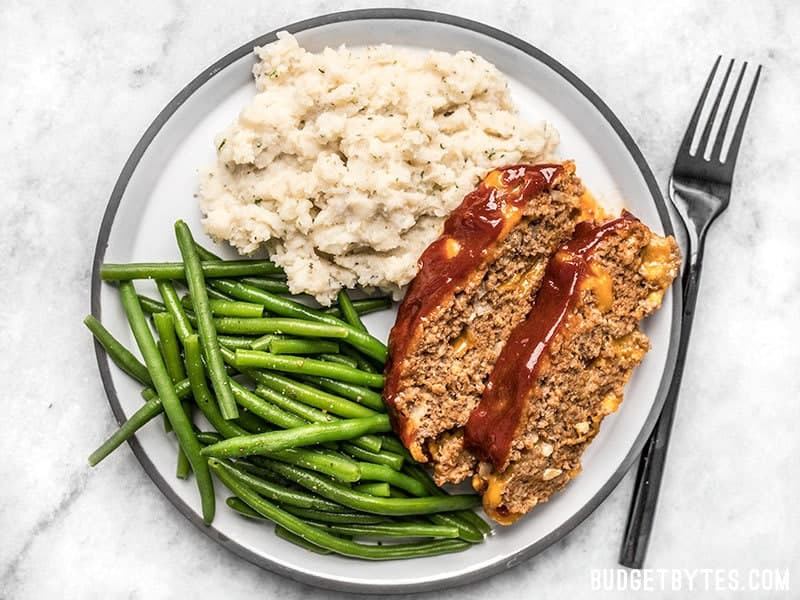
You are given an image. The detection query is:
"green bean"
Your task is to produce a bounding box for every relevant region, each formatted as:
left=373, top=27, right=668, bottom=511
left=350, top=297, right=392, bottom=314
left=205, top=286, right=235, bottom=302
left=196, top=431, right=224, bottom=446
left=152, top=313, right=186, bottom=383
left=353, top=482, right=391, bottom=497
left=210, top=460, right=471, bottom=560
left=386, top=478, right=484, bottom=543
left=218, top=346, right=357, bottom=446
left=155, top=281, right=194, bottom=342
left=226, top=495, right=266, bottom=519
left=155, top=341, right=173, bottom=434
left=92, top=375, right=201, bottom=465
left=192, top=241, right=288, bottom=280
left=225, top=496, right=386, bottom=536
left=402, top=465, right=448, bottom=495
left=235, top=459, right=295, bottom=487
left=214, top=318, right=349, bottom=338
left=235, top=350, right=384, bottom=388
left=210, top=280, right=387, bottom=362
left=186, top=311, right=199, bottom=329
left=175, top=221, right=238, bottom=420
left=212, top=459, right=340, bottom=511
left=141, top=376, right=193, bottom=404
left=201, top=415, right=391, bottom=458
left=228, top=379, right=307, bottom=430
left=184, top=335, right=246, bottom=439
left=138, top=295, right=166, bottom=314
left=238, top=277, right=291, bottom=295
left=260, top=448, right=360, bottom=483
left=403, top=465, right=492, bottom=536
left=249, top=371, right=377, bottom=419
left=210, top=299, right=264, bottom=318
left=337, top=290, right=367, bottom=332
left=181, top=295, right=264, bottom=318
left=225, top=498, right=335, bottom=554
left=340, top=443, right=404, bottom=471
left=101, top=260, right=282, bottom=281
left=449, top=509, right=492, bottom=537
left=252, top=385, right=334, bottom=423
left=299, top=375, right=385, bottom=412
left=279, top=506, right=389, bottom=525
left=269, top=339, right=340, bottom=356
left=118, top=282, right=214, bottom=524
left=321, top=297, right=392, bottom=318
left=156, top=357, right=175, bottom=433
left=234, top=410, right=272, bottom=434
left=340, top=345, right=378, bottom=373
left=253, top=385, right=382, bottom=454
left=157, top=317, right=192, bottom=477
left=193, top=242, right=222, bottom=261
left=357, top=463, right=427, bottom=496
left=275, top=525, right=334, bottom=554
left=211, top=336, right=240, bottom=367
left=427, top=512, right=484, bottom=543
left=249, top=334, right=282, bottom=351
left=417, top=492, right=488, bottom=543
left=379, top=436, right=412, bottom=458
left=83, top=315, right=151, bottom=386
left=243, top=365, right=382, bottom=452
left=88, top=397, right=162, bottom=466
left=317, top=353, right=358, bottom=368
left=275, top=525, right=333, bottom=556
left=263, top=460, right=481, bottom=516
left=217, top=335, right=256, bottom=350
left=240, top=446, right=362, bottom=484
left=324, top=522, right=460, bottom=539
left=236, top=455, right=347, bottom=498
left=209, top=280, right=322, bottom=320
left=228, top=395, right=333, bottom=448
left=240, top=273, right=288, bottom=283
left=141, top=387, right=158, bottom=402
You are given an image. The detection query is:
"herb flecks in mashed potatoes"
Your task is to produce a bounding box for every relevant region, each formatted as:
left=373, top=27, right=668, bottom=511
left=198, top=32, right=558, bottom=304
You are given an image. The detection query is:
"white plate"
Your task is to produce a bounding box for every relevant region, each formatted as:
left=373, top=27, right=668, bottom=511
left=91, top=9, right=681, bottom=594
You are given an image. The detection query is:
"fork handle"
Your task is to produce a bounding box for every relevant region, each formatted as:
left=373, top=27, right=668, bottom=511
left=619, top=255, right=704, bottom=568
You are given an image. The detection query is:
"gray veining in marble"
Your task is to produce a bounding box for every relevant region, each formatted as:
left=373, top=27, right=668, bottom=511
left=1, top=1, right=798, bottom=598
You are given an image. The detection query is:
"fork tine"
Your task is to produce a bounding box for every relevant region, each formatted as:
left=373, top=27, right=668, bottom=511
left=724, top=64, right=762, bottom=169
left=677, top=56, right=720, bottom=158
left=709, top=62, right=747, bottom=162
left=695, top=59, right=734, bottom=157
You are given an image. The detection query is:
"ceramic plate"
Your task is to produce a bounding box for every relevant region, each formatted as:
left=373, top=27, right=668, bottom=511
left=91, top=8, right=681, bottom=594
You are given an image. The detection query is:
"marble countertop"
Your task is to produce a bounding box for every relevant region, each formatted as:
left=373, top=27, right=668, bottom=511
left=1, top=1, right=798, bottom=598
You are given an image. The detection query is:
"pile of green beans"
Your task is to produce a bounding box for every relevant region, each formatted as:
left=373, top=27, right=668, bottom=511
left=85, top=221, right=489, bottom=560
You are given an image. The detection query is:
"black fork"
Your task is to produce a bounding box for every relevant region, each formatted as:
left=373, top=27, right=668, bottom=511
left=619, top=57, right=762, bottom=569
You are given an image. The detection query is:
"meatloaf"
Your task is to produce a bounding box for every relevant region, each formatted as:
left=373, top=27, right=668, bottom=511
left=383, top=162, right=585, bottom=481
left=384, top=163, right=681, bottom=524
left=466, top=212, right=680, bottom=523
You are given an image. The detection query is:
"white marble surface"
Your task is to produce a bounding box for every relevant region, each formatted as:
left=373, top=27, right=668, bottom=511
left=1, top=1, right=798, bottom=598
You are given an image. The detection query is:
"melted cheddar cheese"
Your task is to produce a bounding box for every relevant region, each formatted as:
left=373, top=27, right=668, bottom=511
left=640, top=237, right=675, bottom=283
left=476, top=471, right=521, bottom=525
left=582, top=263, right=614, bottom=312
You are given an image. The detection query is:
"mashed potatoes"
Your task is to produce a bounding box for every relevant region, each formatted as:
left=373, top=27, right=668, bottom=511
left=198, top=32, right=559, bottom=304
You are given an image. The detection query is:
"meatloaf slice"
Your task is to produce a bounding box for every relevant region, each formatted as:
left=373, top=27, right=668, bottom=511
left=383, top=163, right=585, bottom=478
left=465, top=213, right=680, bottom=524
